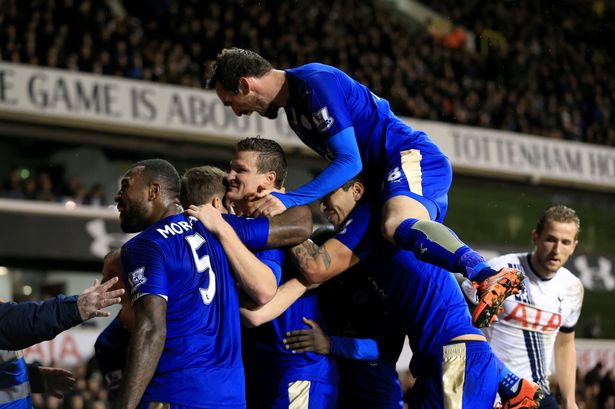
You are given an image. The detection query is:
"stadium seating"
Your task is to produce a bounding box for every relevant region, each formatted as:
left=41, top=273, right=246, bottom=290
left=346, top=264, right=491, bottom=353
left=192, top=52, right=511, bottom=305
left=2, top=0, right=613, bottom=145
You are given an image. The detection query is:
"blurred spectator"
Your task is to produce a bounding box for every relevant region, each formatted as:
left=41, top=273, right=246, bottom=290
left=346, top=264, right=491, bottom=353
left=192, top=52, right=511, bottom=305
left=83, top=183, right=107, bottom=207
left=0, top=168, right=107, bottom=207
left=36, top=172, right=58, bottom=202
left=583, top=316, right=604, bottom=339
left=63, top=393, right=85, bottom=409
left=61, top=176, right=86, bottom=205
left=586, top=362, right=604, bottom=387
left=1, top=168, right=26, bottom=199
left=600, top=370, right=615, bottom=408
left=22, top=177, right=38, bottom=200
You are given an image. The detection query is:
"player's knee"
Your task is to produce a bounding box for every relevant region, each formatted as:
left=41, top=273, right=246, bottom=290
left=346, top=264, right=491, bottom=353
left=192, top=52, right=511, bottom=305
left=381, top=217, right=401, bottom=243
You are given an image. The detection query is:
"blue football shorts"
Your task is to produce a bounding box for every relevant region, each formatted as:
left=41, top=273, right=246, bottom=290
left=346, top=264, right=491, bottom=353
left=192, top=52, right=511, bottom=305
left=379, top=138, right=452, bottom=223
left=249, top=379, right=337, bottom=409
left=407, top=340, right=499, bottom=409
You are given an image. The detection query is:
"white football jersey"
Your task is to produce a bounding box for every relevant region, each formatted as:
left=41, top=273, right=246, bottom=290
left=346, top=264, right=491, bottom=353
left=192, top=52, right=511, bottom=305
left=483, top=252, right=584, bottom=393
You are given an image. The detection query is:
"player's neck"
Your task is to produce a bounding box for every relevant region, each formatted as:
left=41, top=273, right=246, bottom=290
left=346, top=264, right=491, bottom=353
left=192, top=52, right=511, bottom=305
left=159, top=201, right=182, bottom=221
left=529, top=251, right=556, bottom=280
left=231, top=201, right=250, bottom=217
left=269, top=69, right=289, bottom=107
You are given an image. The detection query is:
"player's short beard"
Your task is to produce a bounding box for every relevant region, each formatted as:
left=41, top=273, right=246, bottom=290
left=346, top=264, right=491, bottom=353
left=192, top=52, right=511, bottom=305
left=120, top=202, right=150, bottom=233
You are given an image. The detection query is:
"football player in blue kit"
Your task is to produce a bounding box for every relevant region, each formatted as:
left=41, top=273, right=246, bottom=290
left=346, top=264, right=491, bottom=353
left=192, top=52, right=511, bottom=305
left=284, top=223, right=407, bottom=409
left=280, top=176, right=541, bottom=409
left=207, top=48, right=523, bottom=328
left=221, top=137, right=338, bottom=409
left=112, top=159, right=312, bottom=409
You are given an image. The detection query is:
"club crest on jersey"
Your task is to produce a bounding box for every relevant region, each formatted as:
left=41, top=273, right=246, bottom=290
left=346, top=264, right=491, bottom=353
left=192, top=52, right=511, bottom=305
left=313, top=106, right=334, bottom=132
left=128, top=266, right=147, bottom=291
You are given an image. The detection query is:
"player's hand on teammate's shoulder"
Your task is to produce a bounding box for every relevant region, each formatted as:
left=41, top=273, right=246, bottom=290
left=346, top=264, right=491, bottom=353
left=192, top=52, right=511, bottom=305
left=246, top=189, right=287, bottom=217
left=185, top=204, right=226, bottom=235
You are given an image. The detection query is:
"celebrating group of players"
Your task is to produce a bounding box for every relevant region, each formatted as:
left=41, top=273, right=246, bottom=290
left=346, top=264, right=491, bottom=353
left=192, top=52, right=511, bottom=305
left=96, top=49, right=583, bottom=409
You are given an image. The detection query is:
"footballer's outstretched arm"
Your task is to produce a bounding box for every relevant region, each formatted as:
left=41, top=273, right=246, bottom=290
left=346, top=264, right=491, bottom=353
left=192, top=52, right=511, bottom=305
left=290, top=238, right=360, bottom=284
left=240, top=278, right=309, bottom=327
left=250, top=129, right=362, bottom=216
left=185, top=204, right=278, bottom=305
left=187, top=204, right=313, bottom=250
left=265, top=205, right=313, bottom=247
left=115, top=295, right=166, bottom=409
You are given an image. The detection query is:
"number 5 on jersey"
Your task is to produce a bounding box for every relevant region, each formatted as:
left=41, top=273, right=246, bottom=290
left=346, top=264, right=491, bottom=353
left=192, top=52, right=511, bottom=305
left=185, top=233, right=216, bottom=304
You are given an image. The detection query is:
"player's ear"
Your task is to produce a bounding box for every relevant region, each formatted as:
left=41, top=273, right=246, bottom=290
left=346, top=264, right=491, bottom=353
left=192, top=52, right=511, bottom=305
left=531, top=229, right=539, bottom=246
left=352, top=182, right=365, bottom=201
left=265, top=171, right=277, bottom=188
left=148, top=182, right=161, bottom=200
left=239, top=77, right=250, bottom=95
left=211, top=196, right=223, bottom=210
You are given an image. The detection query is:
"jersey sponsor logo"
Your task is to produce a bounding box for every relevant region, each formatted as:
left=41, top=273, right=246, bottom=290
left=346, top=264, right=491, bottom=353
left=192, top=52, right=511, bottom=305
left=128, top=266, right=147, bottom=291
left=502, top=301, right=561, bottom=333
left=313, top=106, right=334, bottom=132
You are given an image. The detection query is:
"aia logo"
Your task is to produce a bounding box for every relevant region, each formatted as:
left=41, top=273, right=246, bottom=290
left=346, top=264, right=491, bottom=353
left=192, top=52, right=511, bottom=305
left=503, top=302, right=561, bottom=333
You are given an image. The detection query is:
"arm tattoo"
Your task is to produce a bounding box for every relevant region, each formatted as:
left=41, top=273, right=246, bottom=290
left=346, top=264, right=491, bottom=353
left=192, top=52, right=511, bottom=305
left=291, top=240, right=332, bottom=270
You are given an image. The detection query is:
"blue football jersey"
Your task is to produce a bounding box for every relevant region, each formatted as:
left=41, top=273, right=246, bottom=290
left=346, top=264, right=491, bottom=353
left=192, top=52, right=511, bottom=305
left=120, top=213, right=268, bottom=408
left=334, top=204, right=481, bottom=377
left=318, top=255, right=405, bottom=409
left=285, top=63, right=432, bottom=174
left=243, top=260, right=338, bottom=406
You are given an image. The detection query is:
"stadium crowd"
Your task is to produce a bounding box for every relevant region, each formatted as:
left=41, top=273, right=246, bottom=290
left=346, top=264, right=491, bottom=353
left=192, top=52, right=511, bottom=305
left=0, top=167, right=107, bottom=206
left=1, top=0, right=614, bottom=145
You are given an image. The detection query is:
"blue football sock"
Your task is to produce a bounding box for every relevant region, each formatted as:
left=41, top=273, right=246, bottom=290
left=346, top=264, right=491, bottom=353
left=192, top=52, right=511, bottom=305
left=496, top=357, right=521, bottom=400
left=393, top=218, right=487, bottom=276
left=458, top=253, right=497, bottom=282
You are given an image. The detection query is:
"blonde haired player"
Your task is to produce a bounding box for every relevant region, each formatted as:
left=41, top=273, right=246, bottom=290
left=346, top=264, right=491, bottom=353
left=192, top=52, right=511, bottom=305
left=484, top=205, right=584, bottom=409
